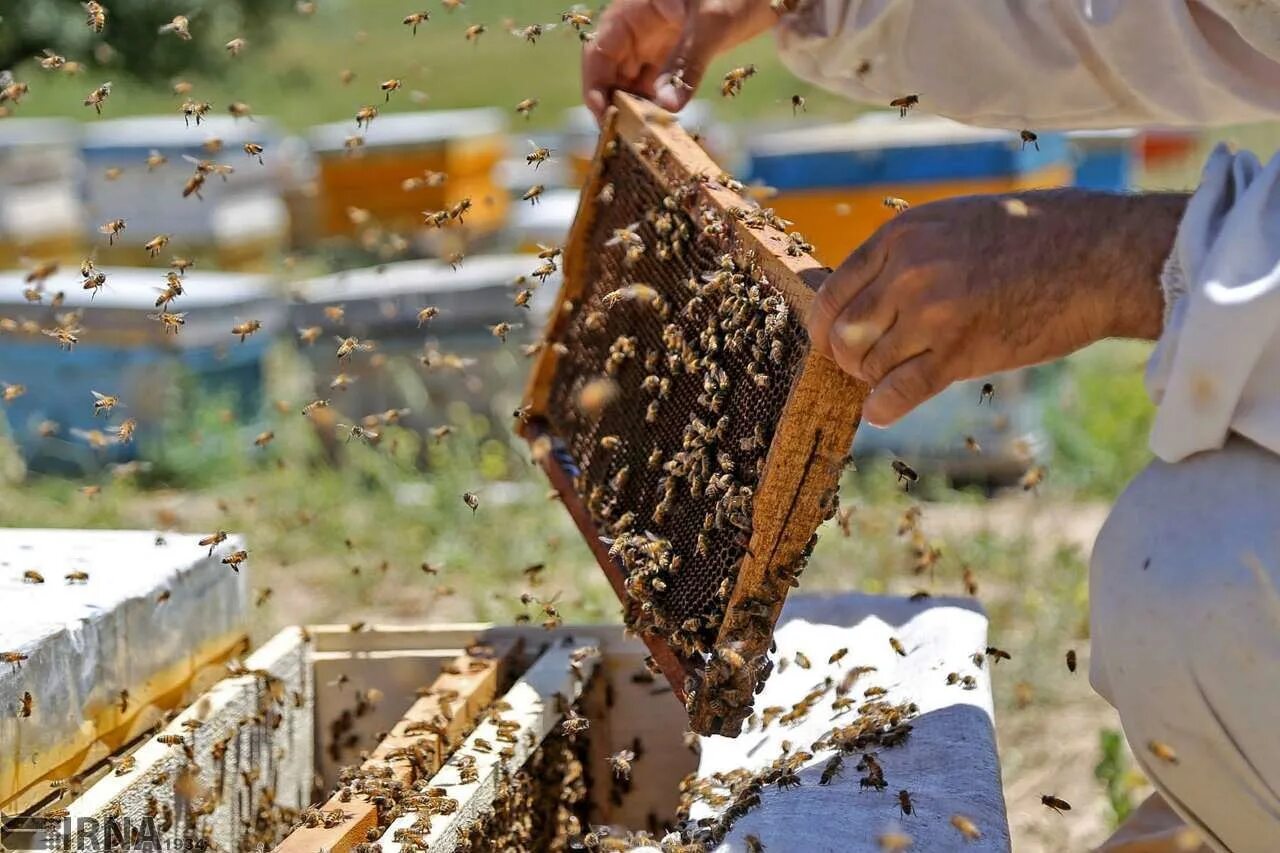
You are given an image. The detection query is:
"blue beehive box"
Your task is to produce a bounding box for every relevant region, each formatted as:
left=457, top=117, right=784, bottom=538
left=1067, top=129, right=1139, bottom=191
left=0, top=267, right=285, bottom=471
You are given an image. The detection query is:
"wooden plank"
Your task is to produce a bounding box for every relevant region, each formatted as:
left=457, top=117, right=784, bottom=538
left=691, top=355, right=866, bottom=734
left=54, top=628, right=312, bottom=853
left=305, top=623, right=629, bottom=656
left=377, top=639, right=601, bottom=852
left=312, top=649, right=461, bottom=789
left=274, top=641, right=518, bottom=853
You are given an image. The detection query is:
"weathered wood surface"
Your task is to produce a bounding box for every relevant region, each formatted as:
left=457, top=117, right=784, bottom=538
left=274, top=641, right=517, bottom=853
left=58, top=627, right=313, bottom=853
left=0, top=529, right=249, bottom=812
left=692, top=594, right=1011, bottom=852
left=377, top=638, right=601, bottom=853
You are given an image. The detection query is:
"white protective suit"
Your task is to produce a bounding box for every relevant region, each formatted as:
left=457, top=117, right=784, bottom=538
left=774, top=2, right=1280, bottom=851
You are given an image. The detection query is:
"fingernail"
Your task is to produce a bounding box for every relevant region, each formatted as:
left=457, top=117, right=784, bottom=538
left=835, top=319, right=877, bottom=349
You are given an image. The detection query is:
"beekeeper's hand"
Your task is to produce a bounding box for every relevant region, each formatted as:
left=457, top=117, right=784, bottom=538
left=582, top=0, right=777, bottom=120
left=808, top=190, right=1187, bottom=427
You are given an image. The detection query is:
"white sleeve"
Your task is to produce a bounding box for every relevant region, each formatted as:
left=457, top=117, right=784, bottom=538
left=1145, top=144, right=1280, bottom=462
left=776, top=0, right=1280, bottom=129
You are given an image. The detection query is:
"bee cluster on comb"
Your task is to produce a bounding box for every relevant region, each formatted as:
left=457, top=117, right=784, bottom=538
left=521, top=93, right=867, bottom=736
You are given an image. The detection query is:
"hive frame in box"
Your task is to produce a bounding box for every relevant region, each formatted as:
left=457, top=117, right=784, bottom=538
left=520, top=92, right=868, bottom=735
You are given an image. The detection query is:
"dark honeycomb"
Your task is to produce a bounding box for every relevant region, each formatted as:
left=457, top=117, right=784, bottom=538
left=541, top=140, right=811, bottom=656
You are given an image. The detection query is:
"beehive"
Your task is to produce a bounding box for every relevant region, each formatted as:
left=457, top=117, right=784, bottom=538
left=520, top=93, right=867, bottom=736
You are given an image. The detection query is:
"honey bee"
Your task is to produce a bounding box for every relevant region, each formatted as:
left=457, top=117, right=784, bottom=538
left=91, top=390, right=120, bottom=417
left=37, top=420, right=60, bottom=438
left=979, top=382, right=995, bottom=404
left=891, top=459, right=918, bottom=489
left=22, top=570, right=45, bottom=584
left=199, top=530, right=228, bottom=555
left=179, top=98, right=211, bottom=127
left=1, top=383, right=25, bottom=404
left=378, top=79, right=403, bottom=102
left=950, top=814, right=981, bottom=841
left=522, top=184, right=545, bottom=205
left=1065, top=649, right=1077, bottom=673
left=985, top=646, right=1011, bottom=663
left=431, top=425, right=453, bottom=443
left=221, top=549, right=248, bottom=572
left=1040, top=794, right=1071, bottom=814
left=254, top=431, right=274, bottom=448
left=876, top=831, right=912, bottom=852
left=491, top=321, right=519, bottom=342
left=159, top=15, right=192, bottom=40
left=84, top=2, right=107, bottom=33
left=560, top=708, right=590, bottom=735
left=896, top=789, right=915, bottom=817
left=98, top=218, right=126, bottom=244
left=240, top=142, right=265, bottom=165
left=465, top=23, right=486, bottom=42
left=512, top=23, right=552, bottom=44
left=335, top=336, right=372, bottom=360
left=515, top=97, right=540, bottom=119
left=148, top=311, right=186, bottom=335
left=462, top=491, right=480, bottom=513
left=1020, top=465, right=1047, bottom=492
left=1147, top=740, right=1179, bottom=765
left=889, top=637, right=907, bottom=657
left=170, top=257, right=195, bottom=275
left=355, top=105, right=378, bottom=129
left=819, top=754, right=844, bottom=785
left=114, top=418, right=136, bottom=443
left=721, top=64, right=757, bottom=97
left=890, top=94, right=919, bottom=117
left=110, top=755, right=136, bottom=776
left=225, top=37, right=247, bottom=56
left=19, top=691, right=33, bottom=718
left=37, top=49, right=67, bottom=70
left=403, top=11, right=431, bottom=34
left=609, top=748, right=634, bottom=779
left=1020, top=130, right=1039, bottom=151
left=883, top=196, right=910, bottom=213
left=794, top=652, right=811, bottom=670
left=3, top=651, right=29, bottom=671
left=525, top=141, right=554, bottom=168
left=232, top=320, right=262, bottom=342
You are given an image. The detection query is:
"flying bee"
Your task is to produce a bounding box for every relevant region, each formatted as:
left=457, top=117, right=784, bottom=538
left=179, top=98, right=211, bottom=126
left=794, top=652, right=811, bottom=669
left=83, top=81, right=113, bottom=114
left=225, top=37, right=247, bottom=56
left=404, top=11, right=430, bottom=34
left=231, top=320, right=262, bottom=342
left=300, top=399, right=330, bottom=416
left=889, top=637, right=907, bottom=657
left=828, top=647, right=848, bottom=665
left=323, top=305, right=346, bottom=324
left=83, top=1, right=108, bottom=31
left=522, top=184, right=545, bottom=205
left=416, top=306, right=440, bottom=326
left=91, top=390, right=120, bottom=417
left=243, top=142, right=264, bottom=164
left=430, top=425, right=453, bottom=443
left=526, top=141, right=553, bottom=168
left=950, top=814, right=981, bottom=841
left=335, top=336, right=372, bottom=361
left=462, top=491, right=480, bottom=513
left=1020, top=465, right=1046, bottom=492
left=170, top=257, right=195, bottom=275
left=1020, top=129, right=1039, bottom=150
left=98, top=218, right=126, bottom=244
left=253, top=431, right=274, bottom=448
left=512, top=23, right=553, bottom=44
left=513, top=288, right=533, bottom=309
left=1065, top=649, right=1077, bottom=673
left=979, top=382, right=995, bottom=404
left=65, top=570, right=90, bottom=584
left=22, top=570, right=45, bottom=584
left=355, top=105, right=378, bottom=129
left=533, top=260, right=558, bottom=281
left=986, top=646, right=1012, bottom=663
left=720, top=64, right=757, bottom=97
left=221, top=549, right=248, bottom=572
left=609, top=748, right=634, bottom=779
left=891, top=459, right=918, bottom=489
left=560, top=708, right=590, bottom=735
left=158, top=15, right=192, bottom=39
left=182, top=171, right=206, bottom=199
left=114, top=418, right=136, bottom=443
left=883, top=196, right=910, bottom=213
left=515, top=97, right=540, bottom=119
left=1147, top=740, right=1179, bottom=765
left=1041, top=794, right=1071, bottom=814
left=491, top=321, right=519, bottom=342
left=140, top=234, right=172, bottom=258
left=890, top=94, right=919, bottom=117
left=2, top=383, right=25, bottom=403
left=465, top=23, right=486, bottom=42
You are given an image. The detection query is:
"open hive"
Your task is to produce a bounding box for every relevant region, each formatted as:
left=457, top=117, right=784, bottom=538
left=520, top=93, right=868, bottom=736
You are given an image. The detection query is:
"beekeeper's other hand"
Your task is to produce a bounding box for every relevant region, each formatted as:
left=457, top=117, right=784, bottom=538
left=582, top=0, right=777, bottom=120
left=808, top=190, right=1186, bottom=427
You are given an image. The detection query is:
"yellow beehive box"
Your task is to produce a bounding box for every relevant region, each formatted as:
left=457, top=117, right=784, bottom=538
left=308, top=109, right=509, bottom=243
left=744, top=113, right=1072, bottom=264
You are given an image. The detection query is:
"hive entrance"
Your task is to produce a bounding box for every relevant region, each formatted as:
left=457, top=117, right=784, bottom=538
left=522, top=93, right=867, bottom=736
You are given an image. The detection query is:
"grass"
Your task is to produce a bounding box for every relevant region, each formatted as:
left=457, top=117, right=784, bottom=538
left=7, top=0, right=859, bottom=131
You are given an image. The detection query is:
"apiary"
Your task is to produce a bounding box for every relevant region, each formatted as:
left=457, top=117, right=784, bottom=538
left=79, top=116, right=291, bottom=270
left=743, top=113, right=1070, bottom=264
left=0, top=266, right=285, bottom=470
left=308, top=109, right=509, bottom=246
left=0, top=119, right=83, bottom=267
left=521, top=92, right=867, bottom=736
left=289, top=255, right=560, bottom=431
left=3, top=557, right=1009, bottom=853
